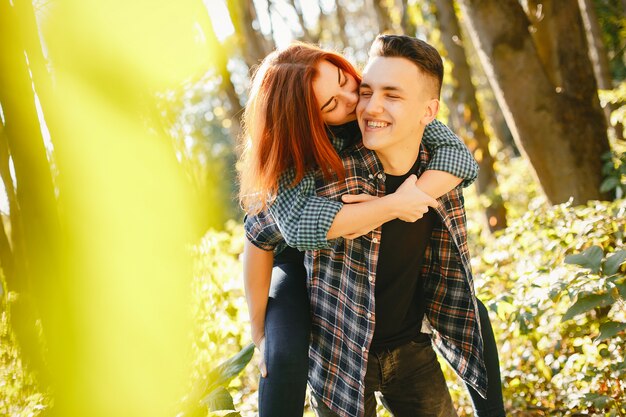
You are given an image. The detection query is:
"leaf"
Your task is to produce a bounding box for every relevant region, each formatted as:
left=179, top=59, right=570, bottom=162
left=564, top=246, right=604, bottom=273
left=206, top=343, right=255, bottom=392
left=562, top=292, right=614, bottom=322
left=208, top=411, right=240, bottom=417
left=595, top=321, right=626, bottom=342
left=202, top=386, right=235, bottom=412
left=600, top=177, right=620, bottom=193
left=603, top=250, right=626, bottom=276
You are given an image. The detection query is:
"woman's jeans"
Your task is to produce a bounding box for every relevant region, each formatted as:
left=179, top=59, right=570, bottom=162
left=258, top=259, right=505, bottom=417
left=258, top=261, right=311, bottom=417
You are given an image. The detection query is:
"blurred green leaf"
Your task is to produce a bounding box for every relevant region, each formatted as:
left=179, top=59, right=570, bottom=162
left=603, top=250, right=626, bottom=276
left=562, top=292, right=615, bottom=322
left=208, top=410, right=241, bottom=417
left=583, top=392, right=612, bottom=408
left=600, top=177, right=620, bottom=193
left=206, top=343, right=254, bottom=392
left=564, top=246, right=604, bottom=273
left=203, top=386, right=235, bottom=412
left=595, top=321, right=626, bottom=342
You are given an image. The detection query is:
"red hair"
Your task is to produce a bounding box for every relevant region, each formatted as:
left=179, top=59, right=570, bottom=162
left=239, top=42, right=362, bottom=213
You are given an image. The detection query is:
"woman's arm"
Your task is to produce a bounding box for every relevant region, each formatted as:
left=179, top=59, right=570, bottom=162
left=266, top=120, right=477, bottom=250
left=242, top=237, right=273, bottom=377
left=327, top=174, right=437, bottom=239
left=268, top=170, right=437, bottom=249
left=421, top=119, right=478, bottom=188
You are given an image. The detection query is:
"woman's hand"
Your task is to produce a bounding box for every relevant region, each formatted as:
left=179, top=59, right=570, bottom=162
left=389, top=174, right=438, bottom=222
left=341, top=174, right=437, bottom=223
left=256, top=335, right=268, bottom=378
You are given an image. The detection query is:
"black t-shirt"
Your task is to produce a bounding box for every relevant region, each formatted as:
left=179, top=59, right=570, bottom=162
left=370, top=157, right=438, bottom=351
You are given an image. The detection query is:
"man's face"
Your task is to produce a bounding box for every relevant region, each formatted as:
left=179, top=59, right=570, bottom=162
left=357, top=56, right=437, bottom=158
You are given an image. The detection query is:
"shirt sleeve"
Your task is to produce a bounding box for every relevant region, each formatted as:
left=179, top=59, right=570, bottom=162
left=267, top=168, right=344, bottom=251
left=243, top=210, right=284, bottom=251
left=422, top=119, right=479, bottom=188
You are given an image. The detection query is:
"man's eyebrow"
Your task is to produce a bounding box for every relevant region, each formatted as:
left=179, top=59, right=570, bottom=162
left=360, top=82, right=403, bottom=92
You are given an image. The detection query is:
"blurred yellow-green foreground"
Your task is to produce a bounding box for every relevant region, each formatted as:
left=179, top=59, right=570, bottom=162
left=0, top=0, right=221, bottom=415
left=1, top=0, right=625, bottom=417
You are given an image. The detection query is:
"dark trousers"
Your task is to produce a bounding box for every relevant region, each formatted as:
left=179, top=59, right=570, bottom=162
left=467, top=300, right=506, bottom=417
left=258, top=259, right=505, bottom=417
left=258, top=261, right=311, bottom=417
left=311, top=334, right=457, bottom=417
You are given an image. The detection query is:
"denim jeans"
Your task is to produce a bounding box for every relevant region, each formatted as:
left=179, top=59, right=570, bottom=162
left=311, top=334, right=457, bottom=417
left=258, top=261, right=311, bottom=417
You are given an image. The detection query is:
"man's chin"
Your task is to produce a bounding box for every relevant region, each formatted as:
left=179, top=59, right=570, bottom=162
left=362, top=135, right=385, bottom=151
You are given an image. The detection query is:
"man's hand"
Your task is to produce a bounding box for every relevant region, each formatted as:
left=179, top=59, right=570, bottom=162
left=389, top=174, right=438, bottom=222
left=256, top=336, right=267, bottom=378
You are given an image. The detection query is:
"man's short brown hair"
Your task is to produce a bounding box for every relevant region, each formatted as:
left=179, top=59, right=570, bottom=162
left=368, top=34, right=444, bottom=98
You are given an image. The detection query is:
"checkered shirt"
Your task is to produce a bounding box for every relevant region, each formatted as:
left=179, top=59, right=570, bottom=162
left=245, top=143, right=487, bottom=417
left=248, top=119, right=478, bottom=253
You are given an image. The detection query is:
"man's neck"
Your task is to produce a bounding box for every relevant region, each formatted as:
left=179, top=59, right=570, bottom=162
left=376, top=139, right=423, bottom=176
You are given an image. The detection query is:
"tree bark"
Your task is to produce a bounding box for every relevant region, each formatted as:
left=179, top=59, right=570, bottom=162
left=372, top=0, right=394, bottom=33
left=457, top=0, right=610, bottom=204
left=226, top=0, right=274, bottom=69
left=335, top=0, right=350, bottom=49
left=288, top=0, right=315, bottom=42
left=0, top=0, right=61, bottom=386
left=525, top=0, right=562, bottom=88
left=401, top=0, right=417, bottom=36
left=435, top=0, right=507, bottom=231
left=578, top=0, right=624, bottom=139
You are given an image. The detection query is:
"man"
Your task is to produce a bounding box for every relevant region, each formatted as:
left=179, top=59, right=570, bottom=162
left=306, top=35, right=487, bottom=417
left=247, top=35, right=488, bottom=417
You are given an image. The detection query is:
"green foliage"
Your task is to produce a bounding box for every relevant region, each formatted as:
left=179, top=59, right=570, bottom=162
left=0, top=296, right=48, bottom=416
left=601, top=150, right=626, bottom=199
left=472, top=198, right=626, bottom=416
left=178, top=221, right=256, bottom=417
left=180, top=343, right=254, bottom=417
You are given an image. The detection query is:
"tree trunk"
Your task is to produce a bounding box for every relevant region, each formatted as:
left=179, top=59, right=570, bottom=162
left=525, top=0, right=562, bottom=88
left=288, top=0, right=315, bottom=42
left=457, top=0, right=610, bottom=204
left=226, top=0, right=274, bottom=69
left=435, top=0, right=507, bottom=231
left=335, top=0, right=350, bottom=49
left=372, top=0, right=394, bottom=33
left=578, top=0, right=624, bottom=139
left=401, top=0, right=417, bottom=36
left=0, top=0, right=62, bottom=386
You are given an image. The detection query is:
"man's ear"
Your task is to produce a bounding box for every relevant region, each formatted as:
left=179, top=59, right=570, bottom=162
left=420, top=99, right=440, bottom=125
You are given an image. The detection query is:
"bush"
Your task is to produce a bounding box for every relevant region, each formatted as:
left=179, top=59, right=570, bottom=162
left=467, top=198, right=626, bottom=416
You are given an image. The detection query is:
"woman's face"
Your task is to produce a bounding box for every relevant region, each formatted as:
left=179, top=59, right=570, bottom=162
left=312, top=60, right=359, bottom=125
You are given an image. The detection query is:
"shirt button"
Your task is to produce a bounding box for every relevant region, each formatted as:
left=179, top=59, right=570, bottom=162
left=368, top=174, right=374, bottom=179
left=368, top=275, right=374, bottom=282
left=372, top=237, right=379, bottom=243
left=366, top=312, right=372, bottom=319
left=361, top=346, right=367, bottom=352
left=377, top=173, right=383, bottom=179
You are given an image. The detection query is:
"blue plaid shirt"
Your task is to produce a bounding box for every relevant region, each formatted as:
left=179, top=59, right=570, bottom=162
left=245, top=143, right=487, bottom=417
left=249, top=119, right=478, bottom=253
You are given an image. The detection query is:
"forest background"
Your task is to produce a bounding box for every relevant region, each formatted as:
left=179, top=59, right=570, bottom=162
left=0, top=0, right=625, bottom=416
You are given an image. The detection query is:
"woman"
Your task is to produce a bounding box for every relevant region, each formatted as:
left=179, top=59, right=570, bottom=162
left=239, top=42, right=505, bottom=417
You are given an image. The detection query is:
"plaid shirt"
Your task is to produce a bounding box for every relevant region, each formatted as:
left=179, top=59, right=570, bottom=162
left=246, top=143, right=487, bottom=417
left=252, top=119, right=478, bottom=253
